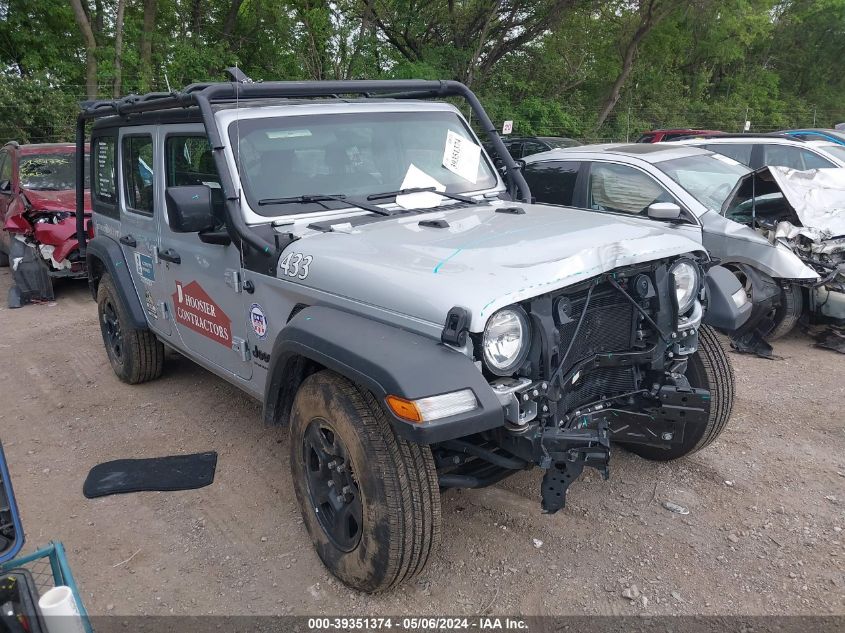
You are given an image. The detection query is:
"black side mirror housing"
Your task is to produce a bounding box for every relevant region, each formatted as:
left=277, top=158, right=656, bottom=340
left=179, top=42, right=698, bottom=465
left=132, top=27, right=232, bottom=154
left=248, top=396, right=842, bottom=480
left=0, top=442, right=24, bottom=564
left=166, top=185, right=217, bottom=233
left=0, top=180, right=11, bottom=193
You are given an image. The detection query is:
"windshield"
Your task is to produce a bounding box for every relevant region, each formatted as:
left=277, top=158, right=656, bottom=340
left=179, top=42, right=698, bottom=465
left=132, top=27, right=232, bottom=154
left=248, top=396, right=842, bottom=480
left=229, top=110, right=499, bottom=216
left=655, top=153, right=750, bottom=210
left=820, top=144, right=845, bottom=162
left=543, top=138, right=580, bottom=149
left=20, top=153, right=90, bottom=191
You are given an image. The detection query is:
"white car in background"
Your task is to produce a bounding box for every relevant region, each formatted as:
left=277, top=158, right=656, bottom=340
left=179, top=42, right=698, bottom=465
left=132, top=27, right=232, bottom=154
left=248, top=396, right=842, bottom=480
left=672, top=134, right=845, bottom=170
left=521, top=143, right=845, bottom=352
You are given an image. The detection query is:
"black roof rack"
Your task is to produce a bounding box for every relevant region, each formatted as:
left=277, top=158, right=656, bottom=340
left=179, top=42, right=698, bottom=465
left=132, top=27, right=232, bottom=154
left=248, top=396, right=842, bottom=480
left=74, top=71, right=531, bottom=258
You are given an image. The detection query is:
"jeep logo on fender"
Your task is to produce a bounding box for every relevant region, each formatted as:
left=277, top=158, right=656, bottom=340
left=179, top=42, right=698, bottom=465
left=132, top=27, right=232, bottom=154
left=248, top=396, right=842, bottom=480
left=172, top=280, right=231, bottom=346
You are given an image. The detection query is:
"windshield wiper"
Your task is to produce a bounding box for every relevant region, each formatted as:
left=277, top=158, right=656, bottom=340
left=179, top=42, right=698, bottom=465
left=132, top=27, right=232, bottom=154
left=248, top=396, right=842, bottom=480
left=366, top=187, right=481, bottom=205
left=258, top=193, right=392, bottom=216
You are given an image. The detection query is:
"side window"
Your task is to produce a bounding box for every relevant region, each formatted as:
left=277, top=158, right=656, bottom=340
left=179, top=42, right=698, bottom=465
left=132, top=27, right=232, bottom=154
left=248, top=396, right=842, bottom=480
left=122, top=135, right=154, bottom=215
left=92, top=136, right=117, bottom=206
left=799, top=149, right=835, bottom=169
left=165, top=135, right=223, bottom=221
left=587, top=162, right=673, bottom=215
left=705, top=143, right=753, bottom=166
left=761, top=144, right=835, bottom=170
left=506, top=142, right=524, bottom=159
left=524, top=160, right=580, bottom=206
left=521, top=141, right=546, bottom=157
left=636, top=134, right=655, bottom=143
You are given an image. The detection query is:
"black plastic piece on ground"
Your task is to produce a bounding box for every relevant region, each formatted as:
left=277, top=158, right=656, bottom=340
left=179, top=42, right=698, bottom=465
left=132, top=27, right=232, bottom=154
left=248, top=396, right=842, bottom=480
left=730, top=330, right=779, bottom=359
left=83, top=452, right=218, bottom=498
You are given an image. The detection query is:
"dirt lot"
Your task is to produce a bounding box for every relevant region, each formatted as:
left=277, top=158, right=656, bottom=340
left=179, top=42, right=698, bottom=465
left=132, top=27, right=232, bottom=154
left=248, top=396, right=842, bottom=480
left=0, top=269, right=843, bottom=617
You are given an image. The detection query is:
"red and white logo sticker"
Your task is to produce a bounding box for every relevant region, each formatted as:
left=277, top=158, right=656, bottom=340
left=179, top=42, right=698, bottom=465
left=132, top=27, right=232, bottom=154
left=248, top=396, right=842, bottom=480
left=172, top=280, right=231, bottom=346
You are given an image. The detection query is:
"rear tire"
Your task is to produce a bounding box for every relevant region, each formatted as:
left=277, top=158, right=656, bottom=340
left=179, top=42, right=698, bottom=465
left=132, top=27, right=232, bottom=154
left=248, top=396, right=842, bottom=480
left=625, top=325, right=735, bottom=461
left=96, top=274, right=164, bottom=384
left=765, top=283, right=803, bottom=341
left=0, top=245, right=8, bottom=267
left=289, top=370, right=441, bottom=592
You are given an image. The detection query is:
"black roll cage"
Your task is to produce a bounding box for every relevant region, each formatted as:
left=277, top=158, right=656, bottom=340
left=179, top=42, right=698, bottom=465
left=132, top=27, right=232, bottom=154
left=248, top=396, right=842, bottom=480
left=75, top=75, right=531, bottom=260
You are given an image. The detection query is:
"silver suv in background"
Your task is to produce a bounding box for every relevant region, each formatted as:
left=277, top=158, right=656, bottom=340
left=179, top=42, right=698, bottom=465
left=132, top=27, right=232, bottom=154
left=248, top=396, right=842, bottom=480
left=522, top=143, right=845, bottom=351
left=75, top=75, right=748, bottom=592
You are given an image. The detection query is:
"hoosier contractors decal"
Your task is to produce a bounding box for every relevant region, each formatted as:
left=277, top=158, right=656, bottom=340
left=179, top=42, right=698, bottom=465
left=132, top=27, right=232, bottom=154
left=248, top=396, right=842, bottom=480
left=172, top=280, right=232, bottom=346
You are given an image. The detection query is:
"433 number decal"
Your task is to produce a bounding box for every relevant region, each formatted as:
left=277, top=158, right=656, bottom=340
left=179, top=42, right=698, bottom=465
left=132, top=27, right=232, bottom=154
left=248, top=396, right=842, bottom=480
left=279, top=252, right=313, bottom=279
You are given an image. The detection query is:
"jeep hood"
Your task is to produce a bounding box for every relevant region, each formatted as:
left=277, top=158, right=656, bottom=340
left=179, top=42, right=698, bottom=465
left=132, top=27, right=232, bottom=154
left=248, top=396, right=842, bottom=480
left=288, top=202, right=703, bottom=332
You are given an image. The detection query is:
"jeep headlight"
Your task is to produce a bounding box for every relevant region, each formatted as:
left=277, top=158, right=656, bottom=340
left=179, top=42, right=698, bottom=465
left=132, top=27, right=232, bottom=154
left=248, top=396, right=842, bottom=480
left=669, top=260, right=700, bottom=315
left=482, top=307, right=530, bottom=376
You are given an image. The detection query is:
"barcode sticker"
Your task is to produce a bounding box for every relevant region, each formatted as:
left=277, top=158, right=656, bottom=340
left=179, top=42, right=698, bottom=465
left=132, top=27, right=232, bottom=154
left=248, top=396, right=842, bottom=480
left=442, top=130, right=480, bottom=184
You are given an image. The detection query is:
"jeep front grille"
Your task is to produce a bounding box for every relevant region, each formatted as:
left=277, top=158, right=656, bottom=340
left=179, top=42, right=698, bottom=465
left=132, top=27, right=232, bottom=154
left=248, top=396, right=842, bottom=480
left=554, top=283, right=642, bottom=413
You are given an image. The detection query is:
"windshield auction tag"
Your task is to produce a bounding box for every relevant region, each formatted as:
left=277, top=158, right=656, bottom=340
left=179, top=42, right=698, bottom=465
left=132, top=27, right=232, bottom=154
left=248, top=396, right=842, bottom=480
left=442, top=130, right=480, bottom=184
left=397, top=164, right=446, bottom=209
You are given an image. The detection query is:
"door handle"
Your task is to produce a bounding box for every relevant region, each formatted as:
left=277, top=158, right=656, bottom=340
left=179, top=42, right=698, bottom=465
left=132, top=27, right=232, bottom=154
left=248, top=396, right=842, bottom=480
left=159, top=248, right=181, bottom=265
left=119, top=234, right=137, bottom=248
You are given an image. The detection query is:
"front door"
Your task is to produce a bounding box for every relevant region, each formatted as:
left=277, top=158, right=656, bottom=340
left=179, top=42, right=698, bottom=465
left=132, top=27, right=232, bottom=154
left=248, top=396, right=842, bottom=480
left=155, top=127, right=252, bottom=380
left=117, top=127, right=171, bottom=336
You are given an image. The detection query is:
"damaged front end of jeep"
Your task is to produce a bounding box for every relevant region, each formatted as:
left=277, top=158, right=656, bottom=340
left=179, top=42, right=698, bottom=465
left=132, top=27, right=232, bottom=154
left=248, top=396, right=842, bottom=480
left=434, top=256, right=724, bottom=513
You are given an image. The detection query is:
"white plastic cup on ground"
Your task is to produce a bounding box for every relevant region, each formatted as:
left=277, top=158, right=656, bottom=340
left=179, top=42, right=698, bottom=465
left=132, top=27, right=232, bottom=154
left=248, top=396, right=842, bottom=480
left=38, top=586, right=86, bottom=633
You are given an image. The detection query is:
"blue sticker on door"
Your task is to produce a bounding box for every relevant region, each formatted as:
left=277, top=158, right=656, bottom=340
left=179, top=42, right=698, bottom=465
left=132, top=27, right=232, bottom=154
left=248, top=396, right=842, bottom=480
left=134, top=252, right=155, bottom=283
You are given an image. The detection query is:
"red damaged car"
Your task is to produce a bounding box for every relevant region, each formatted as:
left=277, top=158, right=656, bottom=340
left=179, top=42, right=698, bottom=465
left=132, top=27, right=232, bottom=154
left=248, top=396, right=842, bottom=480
left=0, top=142, right=93, bottom=305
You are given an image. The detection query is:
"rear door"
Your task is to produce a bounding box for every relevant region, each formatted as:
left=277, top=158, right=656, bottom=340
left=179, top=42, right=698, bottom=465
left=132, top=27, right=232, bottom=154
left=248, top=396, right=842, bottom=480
left=156, top=126, right=252, bottom=380
left=116, top=126, right=171, bottom=336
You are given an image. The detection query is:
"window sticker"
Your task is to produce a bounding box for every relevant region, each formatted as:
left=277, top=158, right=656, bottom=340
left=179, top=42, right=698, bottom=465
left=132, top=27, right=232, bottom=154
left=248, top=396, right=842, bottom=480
left=442, top=130, right=481, bottom=184
left=396, top=164, right=446, bottom=210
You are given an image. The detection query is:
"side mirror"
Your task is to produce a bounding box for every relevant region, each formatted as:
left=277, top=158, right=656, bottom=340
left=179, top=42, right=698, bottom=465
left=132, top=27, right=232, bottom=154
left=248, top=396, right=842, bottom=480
left=0, top=441, right=24, bottom=564
left=647, top=202, right=683, bottom=221
left=165, top=185, right=217, bottom=233
left=0, top=180, right=11, bottom=193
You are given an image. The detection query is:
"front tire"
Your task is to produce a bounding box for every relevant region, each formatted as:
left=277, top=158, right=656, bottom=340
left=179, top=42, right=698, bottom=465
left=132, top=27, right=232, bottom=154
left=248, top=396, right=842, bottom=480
left=626, top=325, right=735, bottom=461
left=96, top=274, right=164, bottom=384
left=289, top=370, right=441, bottom=592
left=765, top=283, right=803, bottom=340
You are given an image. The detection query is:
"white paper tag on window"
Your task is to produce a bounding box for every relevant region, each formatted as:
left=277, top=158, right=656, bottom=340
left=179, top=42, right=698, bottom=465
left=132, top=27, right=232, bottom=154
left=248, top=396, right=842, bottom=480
left=396, top=164, right=446, bottom=209
left=442, top=130, right=480, bottom=184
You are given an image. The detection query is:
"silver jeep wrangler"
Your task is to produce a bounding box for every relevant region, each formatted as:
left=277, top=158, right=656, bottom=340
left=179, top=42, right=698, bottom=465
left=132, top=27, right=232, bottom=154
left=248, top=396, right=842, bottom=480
left=75, top=73, right=749, bottom=592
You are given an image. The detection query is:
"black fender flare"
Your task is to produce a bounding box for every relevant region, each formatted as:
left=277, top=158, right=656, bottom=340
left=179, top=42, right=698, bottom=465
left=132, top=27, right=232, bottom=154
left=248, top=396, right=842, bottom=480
left=263, top=306, right=504, bottom=444
left=85, top=235, right=149, bottom=330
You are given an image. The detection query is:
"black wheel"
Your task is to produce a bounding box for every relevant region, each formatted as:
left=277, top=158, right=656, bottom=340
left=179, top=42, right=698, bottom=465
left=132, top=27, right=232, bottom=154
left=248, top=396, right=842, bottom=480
left=0, top=245, right=8, bottom=267
left=765, top=283, right=803, bottom=340
left=626, top=325, right=735, bottom=461
left=289, top=370, right=441, bottom=592
left=730, top=267, right=802, bottom=341
left=96, top=273, right=164, bottom=384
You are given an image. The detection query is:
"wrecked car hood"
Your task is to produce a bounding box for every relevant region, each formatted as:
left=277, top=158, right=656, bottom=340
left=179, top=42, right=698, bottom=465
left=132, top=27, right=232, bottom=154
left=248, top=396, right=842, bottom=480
left=23, top=188, right=91, bottom=213
left=766, top=167, right=845, bottom=238
left=286, top=202, right=704, bottom=331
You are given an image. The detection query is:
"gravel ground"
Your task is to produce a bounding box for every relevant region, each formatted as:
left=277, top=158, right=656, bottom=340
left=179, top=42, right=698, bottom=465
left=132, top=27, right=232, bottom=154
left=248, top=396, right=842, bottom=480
left=1, top=269, right=843, bottom=617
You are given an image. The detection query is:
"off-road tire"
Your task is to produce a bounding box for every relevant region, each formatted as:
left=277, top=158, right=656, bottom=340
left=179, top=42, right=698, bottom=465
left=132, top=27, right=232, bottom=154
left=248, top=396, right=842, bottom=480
left=625, top=325, right=735, bottom=461
left=289, top=370, right=441, bottom=593
left=96, top=273, right=164, bottom=384
left=765, top=283, right=803, bottom=341
left=0, top=245, right=8, bottom=267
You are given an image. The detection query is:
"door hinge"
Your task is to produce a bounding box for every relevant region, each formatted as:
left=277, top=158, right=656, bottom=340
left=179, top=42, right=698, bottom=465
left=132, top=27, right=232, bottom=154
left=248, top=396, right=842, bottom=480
left=157, top=301, right=169, bottom=321
left=232, top=336, right=250, bottom=362
left=151, top=246, right=160, bottom=264
left=224, top=269, right=242, bottom=293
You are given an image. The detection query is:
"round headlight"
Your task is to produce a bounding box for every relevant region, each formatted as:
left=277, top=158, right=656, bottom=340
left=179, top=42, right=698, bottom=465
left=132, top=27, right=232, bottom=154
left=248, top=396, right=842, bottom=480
left=670, top=260, right=700, bottom=315
left=482, top=307, right=530, bottom=375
